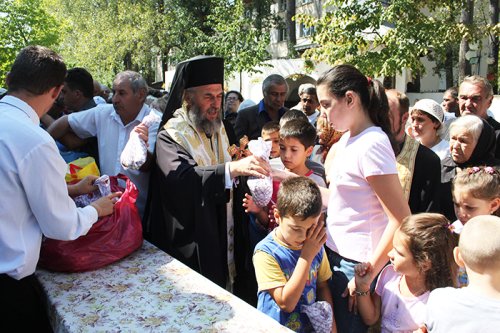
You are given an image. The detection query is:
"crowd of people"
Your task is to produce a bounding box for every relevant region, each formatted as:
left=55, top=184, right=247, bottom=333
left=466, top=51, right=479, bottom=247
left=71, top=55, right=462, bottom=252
left=1, top=46, right=499, bottom=333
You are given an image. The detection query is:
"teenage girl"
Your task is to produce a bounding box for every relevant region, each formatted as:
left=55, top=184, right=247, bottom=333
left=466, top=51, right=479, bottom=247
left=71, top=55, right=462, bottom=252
left=316, top=64, right=411, bottom=332
left=354, top=213, right=457, bottom=332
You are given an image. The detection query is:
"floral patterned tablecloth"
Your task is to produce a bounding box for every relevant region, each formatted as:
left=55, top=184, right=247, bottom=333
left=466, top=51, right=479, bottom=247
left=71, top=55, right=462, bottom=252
left=36, top=241, right=291, bottom=333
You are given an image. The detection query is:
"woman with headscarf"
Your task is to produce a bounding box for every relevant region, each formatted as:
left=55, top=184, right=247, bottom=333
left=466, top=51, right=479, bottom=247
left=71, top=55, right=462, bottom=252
left=440, top=115, right=500, bottom=220
left=409, top=99, right=450, bottom=162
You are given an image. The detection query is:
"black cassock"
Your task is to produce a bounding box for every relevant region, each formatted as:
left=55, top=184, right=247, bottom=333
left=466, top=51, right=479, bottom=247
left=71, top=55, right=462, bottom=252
left=143, top=126, right=256, bottom=304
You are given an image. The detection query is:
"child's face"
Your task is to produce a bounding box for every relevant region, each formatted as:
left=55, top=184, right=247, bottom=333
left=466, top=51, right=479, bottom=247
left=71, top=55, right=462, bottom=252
left=279, top=137, right=313, bottom=173
left=453, top=189, right=500, bottom=224
left=388, top=229, right=420, bottom=277
left=262, top=131, right=280, bottom=159
left=275, top=211, right=319, bottom=248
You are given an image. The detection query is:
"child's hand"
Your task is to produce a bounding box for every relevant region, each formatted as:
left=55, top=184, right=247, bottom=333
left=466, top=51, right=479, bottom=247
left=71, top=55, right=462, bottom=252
left=301, top=222, right=327, bottom=261
left=267, top=203, right=276, bottom=226
left=242, top=193, right=262, bottom=214
left=354, top=262, right=373, bottom=292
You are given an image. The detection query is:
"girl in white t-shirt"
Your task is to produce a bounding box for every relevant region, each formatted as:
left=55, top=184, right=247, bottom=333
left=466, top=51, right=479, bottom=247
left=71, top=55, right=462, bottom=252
left=354, top=213, right=457, bottom=333
left=316, top=65, right=411, bottom=332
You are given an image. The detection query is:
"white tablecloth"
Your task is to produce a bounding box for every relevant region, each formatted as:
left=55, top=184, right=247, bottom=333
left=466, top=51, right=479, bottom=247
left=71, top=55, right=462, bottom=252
left=36, top=240, right=291, bottom=332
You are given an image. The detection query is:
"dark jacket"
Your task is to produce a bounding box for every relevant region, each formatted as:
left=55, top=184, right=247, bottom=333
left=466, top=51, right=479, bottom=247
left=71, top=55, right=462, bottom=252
left=234, top=103, right=288, bottom=141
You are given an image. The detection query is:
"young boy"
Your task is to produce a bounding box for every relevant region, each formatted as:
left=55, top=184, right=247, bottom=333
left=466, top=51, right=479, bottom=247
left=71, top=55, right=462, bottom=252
left=279, top=119, right=326, bottom=188
left=243, top=119, right=326, bottom=233
left=261, top=121, right=280, bottom=159
left=253, top=177, right=336, bottom=332
left=424, top=215, right=500, bottom=332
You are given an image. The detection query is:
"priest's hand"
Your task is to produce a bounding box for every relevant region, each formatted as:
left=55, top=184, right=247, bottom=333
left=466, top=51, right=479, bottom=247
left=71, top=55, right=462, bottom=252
left=229, top=155, right=270, bottom=179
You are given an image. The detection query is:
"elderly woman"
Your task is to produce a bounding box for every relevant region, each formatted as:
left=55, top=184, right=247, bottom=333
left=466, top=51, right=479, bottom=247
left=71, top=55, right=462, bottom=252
left=410, top=99, right=450, bottom=162
left=440, top=115, right=499, bottom=220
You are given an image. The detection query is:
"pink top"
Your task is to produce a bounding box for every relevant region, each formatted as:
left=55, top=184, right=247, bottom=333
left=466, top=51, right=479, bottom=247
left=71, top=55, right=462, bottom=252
left=375, top=265, right=429, bottom=333
left=326, top=126, right=397, bottom=262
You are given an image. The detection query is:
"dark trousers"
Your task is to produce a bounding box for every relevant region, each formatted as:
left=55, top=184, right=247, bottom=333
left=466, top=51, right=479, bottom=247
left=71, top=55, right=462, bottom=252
left=326, top=249, right=369, bottom=333
left=0, top=273, right=53, bottom=332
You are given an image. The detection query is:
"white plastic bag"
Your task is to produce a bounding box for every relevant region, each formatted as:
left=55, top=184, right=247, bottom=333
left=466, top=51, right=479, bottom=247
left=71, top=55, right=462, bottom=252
left=120, top=112, right=161, bottom=170
left=301, top=301, right=333, bottom=333
left=74, top=175, right=111, bottom=207
left=247, top=138, right=273, bottom=207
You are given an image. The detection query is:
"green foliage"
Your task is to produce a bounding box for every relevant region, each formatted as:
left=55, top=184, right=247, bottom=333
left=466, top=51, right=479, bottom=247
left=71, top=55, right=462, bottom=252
left=0, top=0, right=60, bottom=85
left=295, top=0, right=494, bottom=78
left=42, top=0, right=275, bottom=85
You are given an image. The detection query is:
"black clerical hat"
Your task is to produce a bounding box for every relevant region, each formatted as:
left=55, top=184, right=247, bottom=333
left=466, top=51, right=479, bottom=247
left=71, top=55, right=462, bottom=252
left=160, top=55, right=224, bottom=128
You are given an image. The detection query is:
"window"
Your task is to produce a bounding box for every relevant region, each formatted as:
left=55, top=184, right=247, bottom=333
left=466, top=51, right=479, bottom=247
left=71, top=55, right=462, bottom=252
left=278, top=0, right=287, bottom=12
left=278, top=28, right=288, bottom=42
left=299, top=23, right=314, bottom=37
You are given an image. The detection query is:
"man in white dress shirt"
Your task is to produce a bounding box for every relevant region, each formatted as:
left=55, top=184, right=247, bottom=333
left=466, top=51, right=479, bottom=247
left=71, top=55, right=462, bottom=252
left=48, top=70, right=159, bottom=218
left=0, top=46, right=119, bottom=331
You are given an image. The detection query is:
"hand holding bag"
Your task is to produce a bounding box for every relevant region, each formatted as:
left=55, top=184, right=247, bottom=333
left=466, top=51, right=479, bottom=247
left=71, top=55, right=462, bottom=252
left=39, top=175, right=143, bottom=272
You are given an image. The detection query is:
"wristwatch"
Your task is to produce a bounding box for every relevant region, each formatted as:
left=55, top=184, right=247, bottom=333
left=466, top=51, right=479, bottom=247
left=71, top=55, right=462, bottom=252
left=354, top=289, right=370, bottom=296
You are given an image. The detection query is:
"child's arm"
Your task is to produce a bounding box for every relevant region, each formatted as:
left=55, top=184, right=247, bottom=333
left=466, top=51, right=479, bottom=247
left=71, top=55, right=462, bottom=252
left=354, top=262, right=381, bottom=325
left=269, top=222, right=327, bottom=312
left=317, top=280, right=337, bottom=333
left=242, top=193, right=269, bottom=227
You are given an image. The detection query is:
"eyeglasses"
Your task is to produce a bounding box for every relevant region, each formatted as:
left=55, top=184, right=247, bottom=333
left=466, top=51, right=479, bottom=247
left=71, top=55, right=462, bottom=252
left=226, top=96, right=239, bottom=101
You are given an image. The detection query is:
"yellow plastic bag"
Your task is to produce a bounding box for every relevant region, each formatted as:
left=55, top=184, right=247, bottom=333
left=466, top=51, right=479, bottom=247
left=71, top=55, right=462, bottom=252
left=65, top=157, right=100, bottom=184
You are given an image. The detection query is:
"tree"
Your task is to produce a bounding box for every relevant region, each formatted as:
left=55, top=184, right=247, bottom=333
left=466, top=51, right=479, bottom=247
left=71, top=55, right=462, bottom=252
left=458, top=0, right=474, bottom=83
left=295, top=0, right=498, bottom=88
left=0, top=0, right=60, bottom=84
left=44, top=0, right=276, bottom=86
left=487, top=0, right=499, bottom=93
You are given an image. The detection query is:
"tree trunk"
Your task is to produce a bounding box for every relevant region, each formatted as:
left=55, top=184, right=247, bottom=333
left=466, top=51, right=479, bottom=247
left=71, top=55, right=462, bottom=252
left=445, top=47, right=454, bottom=88
left=458, top=0, right=474, bottom=83
left=489, top=0, right=499, bottom=94
left=286, top=0, right=296, bottom=55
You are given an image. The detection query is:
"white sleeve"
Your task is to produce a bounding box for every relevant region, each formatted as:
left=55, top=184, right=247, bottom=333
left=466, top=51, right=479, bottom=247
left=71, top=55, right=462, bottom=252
left=147, top=110, right=161, bottom=153
left=68, top=107, right=99, bottom=139
left=19, top=141, right=97, bottom=240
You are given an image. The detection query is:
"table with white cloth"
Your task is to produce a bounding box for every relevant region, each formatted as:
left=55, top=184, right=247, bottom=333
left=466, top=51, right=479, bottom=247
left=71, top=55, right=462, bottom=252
left=36, top=240, right=291, bottom=332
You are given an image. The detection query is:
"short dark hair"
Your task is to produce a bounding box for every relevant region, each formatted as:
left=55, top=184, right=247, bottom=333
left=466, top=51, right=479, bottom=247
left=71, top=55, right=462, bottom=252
left=225, top=90, right=243, bottom=102
left=7, top=45, right=66, bottom=95
left=65, top=67, right=94, bottom=98
left=277, top=177, right=322, bottom=220
left=279, top=109, right=308, bottom=127
left=261, top=120, right=280, bottom=136
left=444, top=87, right=458, bottom=99
left=280, top=119, right=317, bottom=148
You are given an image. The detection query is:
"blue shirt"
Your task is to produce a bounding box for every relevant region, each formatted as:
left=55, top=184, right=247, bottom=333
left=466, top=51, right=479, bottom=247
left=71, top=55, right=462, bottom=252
left=255, top=232, right=324, bottom=332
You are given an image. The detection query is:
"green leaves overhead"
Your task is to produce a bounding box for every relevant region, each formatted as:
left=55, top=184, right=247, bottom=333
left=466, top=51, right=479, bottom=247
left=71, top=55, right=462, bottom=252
left=0, top=0, right=60, bottom=84
left=2, top=0, right=276, bottom=86
left=296, top=0, right=496, bottom=78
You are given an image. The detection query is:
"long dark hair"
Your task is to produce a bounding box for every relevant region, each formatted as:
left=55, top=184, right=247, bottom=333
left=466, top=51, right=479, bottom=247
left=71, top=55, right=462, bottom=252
left=316, top=64, right=397, bottom=154
left=400, top=213, right=458, bottom=290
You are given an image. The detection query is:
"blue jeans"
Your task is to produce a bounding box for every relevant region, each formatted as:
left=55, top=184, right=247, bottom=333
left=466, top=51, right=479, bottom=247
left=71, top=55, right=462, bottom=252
left=248, top=213, right=268, bottom=253
left=327, top=249, right=369, bottom=333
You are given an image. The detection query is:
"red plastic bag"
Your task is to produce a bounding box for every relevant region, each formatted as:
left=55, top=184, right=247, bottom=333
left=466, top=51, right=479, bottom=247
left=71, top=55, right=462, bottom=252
left=38, top=175, right=143, bottom=272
